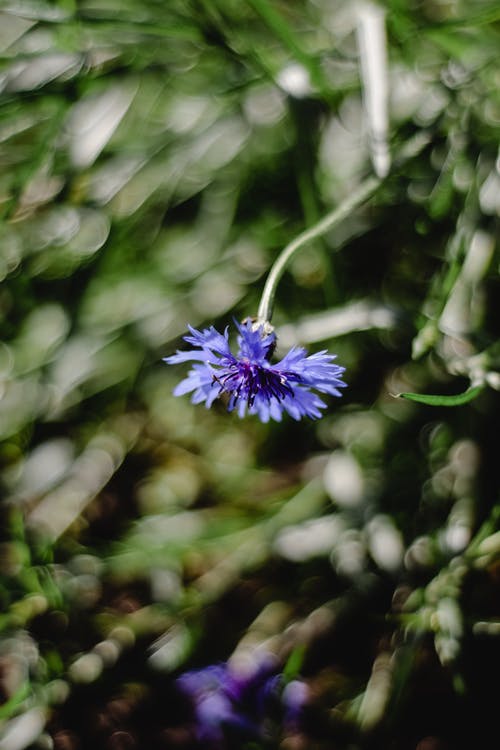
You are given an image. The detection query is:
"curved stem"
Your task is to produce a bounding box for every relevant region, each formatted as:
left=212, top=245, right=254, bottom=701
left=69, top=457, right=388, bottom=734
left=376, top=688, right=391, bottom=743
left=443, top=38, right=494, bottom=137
left=257, top=176, right=379, bottom=324
left=257, top=131, right=431, bottom=325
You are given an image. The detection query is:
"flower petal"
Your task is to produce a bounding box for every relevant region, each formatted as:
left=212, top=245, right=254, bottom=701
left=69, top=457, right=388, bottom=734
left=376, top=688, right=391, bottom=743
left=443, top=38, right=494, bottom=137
left=164, top=350, right=213, bottom=365
left=184, top=324, right=232, bottom=358
left=235, top=319, right=275, bottom=362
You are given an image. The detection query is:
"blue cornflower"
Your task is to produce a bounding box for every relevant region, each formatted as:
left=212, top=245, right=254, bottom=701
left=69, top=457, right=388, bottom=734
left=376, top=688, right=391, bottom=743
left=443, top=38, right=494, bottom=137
left=176, top=664, right=256, bottom=745
left=164, top=320, right=346, bottom=422
left=176, top=656, right=309, bottom=747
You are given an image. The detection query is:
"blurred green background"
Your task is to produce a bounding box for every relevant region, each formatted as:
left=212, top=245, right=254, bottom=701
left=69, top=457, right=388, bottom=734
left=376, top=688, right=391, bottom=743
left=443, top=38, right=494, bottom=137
left=1, top=0, right=499, bottom=748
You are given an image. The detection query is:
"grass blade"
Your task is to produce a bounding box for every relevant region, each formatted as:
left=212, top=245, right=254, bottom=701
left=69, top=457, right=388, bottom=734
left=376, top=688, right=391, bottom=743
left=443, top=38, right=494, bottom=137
left=398, top=385, right=484, bottom=406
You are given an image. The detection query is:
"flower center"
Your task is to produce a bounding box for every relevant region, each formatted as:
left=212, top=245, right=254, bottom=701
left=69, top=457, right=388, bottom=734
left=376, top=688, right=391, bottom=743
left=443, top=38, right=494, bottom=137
left=215, top=361, right=296, bottom=407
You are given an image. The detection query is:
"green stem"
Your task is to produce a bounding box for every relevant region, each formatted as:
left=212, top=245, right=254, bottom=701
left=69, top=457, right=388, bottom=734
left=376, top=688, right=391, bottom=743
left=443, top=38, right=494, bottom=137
left=256, top=131, right=431, bottom=325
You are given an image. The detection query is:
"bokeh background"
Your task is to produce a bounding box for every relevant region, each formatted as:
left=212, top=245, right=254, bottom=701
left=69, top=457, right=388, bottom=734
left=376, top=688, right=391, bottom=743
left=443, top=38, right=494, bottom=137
left=1, top=1, right=500, bottom=748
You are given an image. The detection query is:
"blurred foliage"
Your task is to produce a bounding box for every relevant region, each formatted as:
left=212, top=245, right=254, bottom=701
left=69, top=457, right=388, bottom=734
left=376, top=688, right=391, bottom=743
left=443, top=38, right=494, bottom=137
left=0, top=0, right=500, bottom=748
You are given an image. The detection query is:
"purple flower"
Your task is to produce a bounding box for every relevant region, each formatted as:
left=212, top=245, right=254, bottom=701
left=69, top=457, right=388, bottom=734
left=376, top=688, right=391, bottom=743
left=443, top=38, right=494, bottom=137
left=164, top=320, right=346, bottom=422
left=176, top=657, right=309, bottom=747
left=177, top=665, right=256, bottom=745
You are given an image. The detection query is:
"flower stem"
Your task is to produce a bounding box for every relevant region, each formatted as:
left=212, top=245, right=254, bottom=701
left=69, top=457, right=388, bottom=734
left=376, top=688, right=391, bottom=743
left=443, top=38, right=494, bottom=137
left=257, top=131, right=431, bottom=325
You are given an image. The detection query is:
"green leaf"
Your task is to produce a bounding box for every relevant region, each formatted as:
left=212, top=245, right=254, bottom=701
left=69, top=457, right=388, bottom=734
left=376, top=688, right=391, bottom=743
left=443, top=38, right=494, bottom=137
left=398, top=385, right=484, bottom=406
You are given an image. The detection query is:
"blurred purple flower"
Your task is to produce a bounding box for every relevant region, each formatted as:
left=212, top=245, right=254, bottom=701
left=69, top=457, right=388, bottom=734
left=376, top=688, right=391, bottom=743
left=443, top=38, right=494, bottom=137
left=176, top=656, right=309, bottom=747
left=164, top=320, right=346, bottom=422
left=177, top=665, right=255, bottom=745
